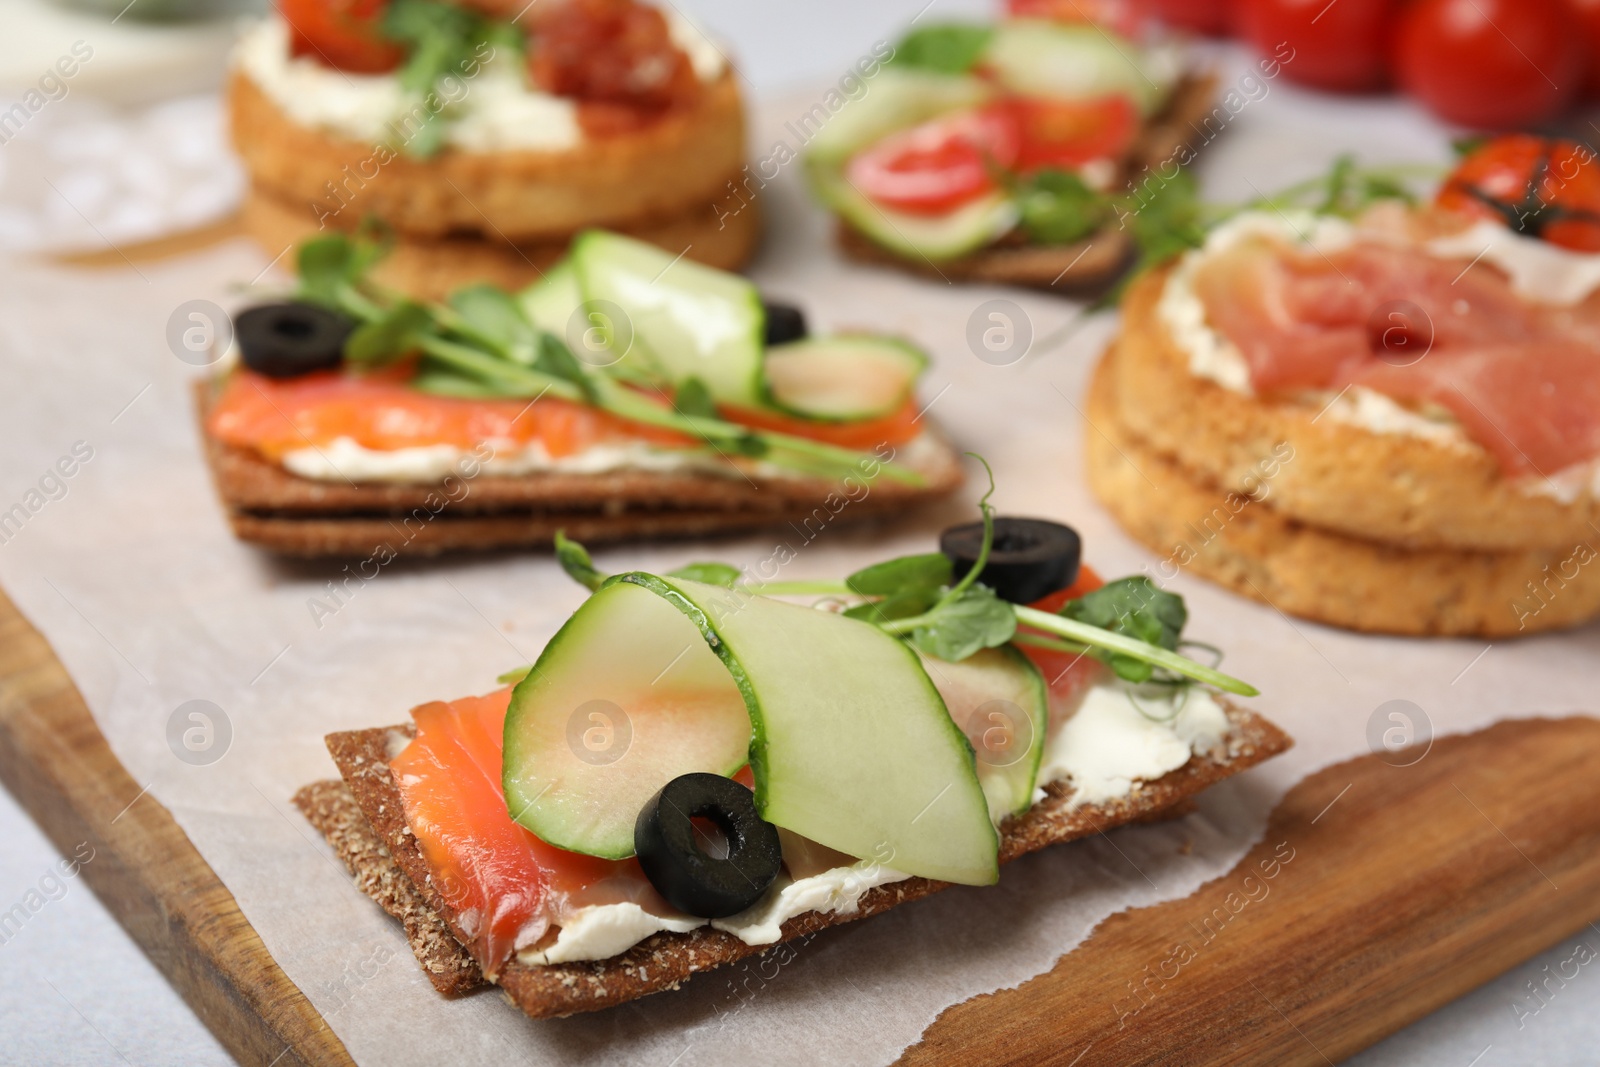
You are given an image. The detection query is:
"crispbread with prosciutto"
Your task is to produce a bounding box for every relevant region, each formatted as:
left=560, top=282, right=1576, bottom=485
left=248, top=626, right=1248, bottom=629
left=1108, top=266, right=1600, bottom=554
left=1086, top=350, right=1600, bottom=636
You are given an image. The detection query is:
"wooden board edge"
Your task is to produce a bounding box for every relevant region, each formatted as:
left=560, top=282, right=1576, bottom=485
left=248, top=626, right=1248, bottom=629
left=0, top=585, right=353, bottom=1067
left=897, top=714, right=1600, bottom=1066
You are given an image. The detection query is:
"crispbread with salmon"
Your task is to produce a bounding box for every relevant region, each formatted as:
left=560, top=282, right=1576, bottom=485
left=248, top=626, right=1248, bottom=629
left=295, top=704, right=1291, bottom=1018
left=195, top=381, right=965, bottom=558
left=1085, top=350, right=1600, bottom=636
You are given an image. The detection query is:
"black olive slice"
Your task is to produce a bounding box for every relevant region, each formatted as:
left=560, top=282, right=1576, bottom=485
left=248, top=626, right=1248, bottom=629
left=634, top=773, right=782, bottom=918
left=762, top=301, right=808, bottom=347
left=940, top=517, right=1082, bottom=604
left=236, top=302, right=355, bottom=379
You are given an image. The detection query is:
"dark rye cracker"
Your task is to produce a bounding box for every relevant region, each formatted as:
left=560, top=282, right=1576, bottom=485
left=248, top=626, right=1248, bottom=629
left=195, top=381, right=965, bottom=558
left=835, top=73, right=1221, bottom=290
left=294, top=705, right=1291, bottom=1019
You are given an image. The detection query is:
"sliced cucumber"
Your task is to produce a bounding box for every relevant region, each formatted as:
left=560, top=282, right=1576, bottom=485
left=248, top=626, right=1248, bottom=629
left=983, top=20, right=1178, bottom=116
left=919, top=646, right=1048, bottom=822
left=805, top=67, right=996, bottom=166
left=517, top=258, right=583, bottom=335
left=763, top=336, right=928, bottom=422
left=811, top=165, right=1019, bottom=261
left=502, top=580, right=752, bottom=860
left=569, top=231, right=766, bottom=408
left=504, top=574, right=1000, bottom=885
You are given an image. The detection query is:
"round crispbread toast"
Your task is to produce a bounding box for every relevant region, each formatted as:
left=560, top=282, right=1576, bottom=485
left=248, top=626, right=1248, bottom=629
left=241, top=182, right=760, bottom=300
left=228, top=67, right=745, bottom=241
left=1108, top=266, right=1600, bottom=553
left=1086, top=353, right=1600, bottom=637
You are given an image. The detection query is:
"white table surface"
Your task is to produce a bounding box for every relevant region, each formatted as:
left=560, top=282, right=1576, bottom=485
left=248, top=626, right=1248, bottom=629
left=2, top=1, right=1598, bottom=1063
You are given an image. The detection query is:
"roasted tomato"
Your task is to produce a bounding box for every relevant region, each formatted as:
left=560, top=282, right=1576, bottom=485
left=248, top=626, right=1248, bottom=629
left=1393, top=0, right=1583, bottom=128
left=1437, top=135, right=1600, bottom=252
left=281, top=0, right=404, bottom=74
left=527, top=0, right=701, bottom=135
left=846, top=105, right=1021, bottom=215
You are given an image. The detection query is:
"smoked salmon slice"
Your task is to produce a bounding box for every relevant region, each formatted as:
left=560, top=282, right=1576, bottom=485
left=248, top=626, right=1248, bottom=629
left=207, top=370, right=924, bottom=464
left=391, top=689, right=665, bottom=978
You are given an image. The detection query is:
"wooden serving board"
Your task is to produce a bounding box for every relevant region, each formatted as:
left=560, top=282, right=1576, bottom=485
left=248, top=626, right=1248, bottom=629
left=2, top=583, right=1598, bottom=1067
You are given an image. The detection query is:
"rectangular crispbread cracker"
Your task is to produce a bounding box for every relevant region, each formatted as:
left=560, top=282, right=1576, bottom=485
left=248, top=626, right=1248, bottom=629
left=294, top=704, right=1291, bottom=1019
left=196, top=381, right=964, bottom=558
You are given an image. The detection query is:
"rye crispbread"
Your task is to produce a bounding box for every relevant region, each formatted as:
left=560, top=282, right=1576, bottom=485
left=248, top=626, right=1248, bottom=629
left=1085, top=352, right=1600, bottom=636
left=228, top=68, right=746, bottom=241
left=1107, top=267, right=1600, bottom=553
left=294, top=702, right=1290, bottom=1019
left=241, top=182, right=760, bottom=302
left=195, top=381, right=965, bottom=558
left=832, top=73, right=1220, bottom=290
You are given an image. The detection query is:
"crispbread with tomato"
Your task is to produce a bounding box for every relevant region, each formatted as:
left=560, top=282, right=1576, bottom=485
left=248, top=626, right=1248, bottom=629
left=805, top=3, right=1221, bottom=290
left=291, top=513, right=1291, bottom=1018
left=229, top=0, right=754, bottom=296
left=1087, top=138, right=1600, bottom=636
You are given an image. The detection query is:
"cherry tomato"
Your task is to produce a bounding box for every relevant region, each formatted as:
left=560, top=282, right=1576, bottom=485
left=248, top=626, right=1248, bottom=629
left=1235, top=0, right=1395, bottom=92
left=1136, top=0, right=1234, bottom=36
left=1009, top=96, right=1138, bottom=170
left=846, top=106, right=1021, bottom=216
left=1437, top=135, right=1600, bottom=251
left=1394, top=0, right=1583, bottom=128
left=280, top=0, right=404, bottom=74
left=1567, top=0, right=1600, bottom=97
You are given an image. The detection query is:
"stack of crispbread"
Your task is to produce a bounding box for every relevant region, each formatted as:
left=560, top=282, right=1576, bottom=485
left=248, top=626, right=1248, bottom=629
left=294, top=702, right=1290, bottom=1018
left=1087, top=269, right=1600, bottom=637
left=228, top=67, right=757, bottom=300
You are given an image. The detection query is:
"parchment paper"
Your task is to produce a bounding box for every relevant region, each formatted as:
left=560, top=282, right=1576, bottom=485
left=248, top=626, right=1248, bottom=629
left=0, top=58, right=1595, bottom=1066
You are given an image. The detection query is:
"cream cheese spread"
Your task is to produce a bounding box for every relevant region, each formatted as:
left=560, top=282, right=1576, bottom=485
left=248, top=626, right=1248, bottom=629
left=234, top=12, right=725, bottom=153
left=514, top=679, right=1227, bottom=965
left=280, top=430, right=945, bottom=485
left=282, top=436, right=748, bottom=483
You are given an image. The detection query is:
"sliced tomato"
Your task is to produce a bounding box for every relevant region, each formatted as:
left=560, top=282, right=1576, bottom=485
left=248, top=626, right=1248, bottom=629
left=1017, top=565, right=1108, bottom=708
left=1007, top=95, right=1138, bottom=171
left=280, top=0, right=404, bottom=74
left=846, top=106, right=1021, bottom=216
left=720, top=397, right=925, bottom=451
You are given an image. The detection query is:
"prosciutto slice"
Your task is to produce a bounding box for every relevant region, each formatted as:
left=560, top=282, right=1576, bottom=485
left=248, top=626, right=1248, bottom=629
left=1193, top=228, right=1600, bottom=478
